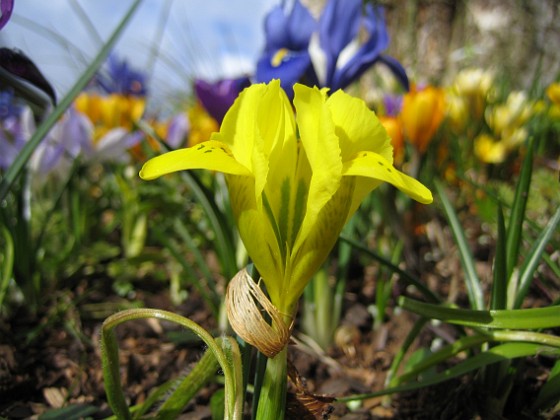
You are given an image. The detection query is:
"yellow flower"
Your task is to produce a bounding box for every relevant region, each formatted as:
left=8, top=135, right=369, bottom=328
left=474, top=133, right=507, bottom=164
left=452, top=68, right=493, bottom=119
left=401, top=85, right=445, bottom=153
left=486, top=91, right=533, bottom=135
left=379, top=116, right=405, bottom=166
left=75, top=93, right=145, bottom=143
left=188, top=102, right=219, bottom=147
left=546, top=82, right=560, bottom=105
left=140, top=80, right=432, bottom=317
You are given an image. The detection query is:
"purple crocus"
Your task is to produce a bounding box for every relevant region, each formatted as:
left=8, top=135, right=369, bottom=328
left=256, top=0, right=408, bottom=95
left=0, top=0, right=13, bottom=30
left=94, top=54, right=147, bottom=97
left=194, top=76, right=251, bottom=124
left=0, top=90, right=34, bottom=170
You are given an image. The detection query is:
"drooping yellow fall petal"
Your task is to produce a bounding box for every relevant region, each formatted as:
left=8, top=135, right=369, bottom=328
left=139, top=140, right=251, bottom=180
left=342, top=152, right=433, bottom=204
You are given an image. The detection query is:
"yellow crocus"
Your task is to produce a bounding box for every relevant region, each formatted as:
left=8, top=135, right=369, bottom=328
left=401, top=85, right=445, bottom=154
left=75, top=92, right=145, bottom=142
left=140, top=80, right=432, bottom=349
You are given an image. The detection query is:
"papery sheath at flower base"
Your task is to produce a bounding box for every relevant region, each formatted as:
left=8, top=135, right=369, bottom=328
left=139, top=80, right=432, bottom=356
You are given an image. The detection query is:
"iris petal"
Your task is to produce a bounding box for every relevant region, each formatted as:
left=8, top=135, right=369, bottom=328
left=139, top=140, right=250, bottom=180
left=342, top=152, right=433, bottom=204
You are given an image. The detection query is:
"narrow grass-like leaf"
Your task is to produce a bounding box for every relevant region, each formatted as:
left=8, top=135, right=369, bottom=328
left=505, top=137, right=534, bottom=279
left=0, top=225, right=14, bottom=309
left=340, top=234, right=440, bottom=303
left=385, top=317, right=428, bottom=388
left=137, top=120, right=238, bottom=280
left=151, top=225, right=219, bottom=316
left=533, top=359, right=560, bottom=410
left=156, top=341, right=220, bottom=419
left=514, top=206, right=560, bottom=308
left=339, top=342, right=560, bottom=402
left=400, top=296, right=560, bottom=330
left=0, top=0, right=143, bottom=200
left=434, top=180, right=484, bottom=310
left=491, top=203, right=507, bottom=310
left=101, top=308, right=242, bottom=420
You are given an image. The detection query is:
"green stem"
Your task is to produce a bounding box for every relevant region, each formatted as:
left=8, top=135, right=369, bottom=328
left=255, top=347, right=288, bottom=420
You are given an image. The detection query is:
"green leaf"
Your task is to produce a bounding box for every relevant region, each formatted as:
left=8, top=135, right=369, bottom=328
left=0, top=225, right=14, bottom=309
left=505, top=137, right=534, bottom=279
left=533, top=359, right=560, bottom=410
left=434, top=180, right=484, bottom=310
left=339, top=343, right=560, bottom=402
left=0, top=0, right=143, bottom=200
left=339, top=234, right=441, bottom=303
left=400, top=296, right=560, bottom=330
left=491, top=203, right=507, bottom=310
left=514, top=206, right=560, bottom=308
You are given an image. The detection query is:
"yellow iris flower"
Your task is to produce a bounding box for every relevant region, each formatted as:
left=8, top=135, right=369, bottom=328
left=140, top=80, right=432, bottom=317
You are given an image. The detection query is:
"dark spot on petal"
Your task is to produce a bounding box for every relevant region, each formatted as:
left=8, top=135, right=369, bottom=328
left=197, top=144, right=205, bottom=150
left=378, top=161, right=384, bottom=166
left=204, top=150, right=212, bottom=154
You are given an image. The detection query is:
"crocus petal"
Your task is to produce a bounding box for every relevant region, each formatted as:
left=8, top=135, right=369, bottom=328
left=342, top=152, right=433, bottom=204
left=139, top=140, right=251, bottom=180
left=0, top=0, right=13, bottom=30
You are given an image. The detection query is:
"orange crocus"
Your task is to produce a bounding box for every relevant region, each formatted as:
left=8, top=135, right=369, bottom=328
left=401, top=85, right=445, bottom=153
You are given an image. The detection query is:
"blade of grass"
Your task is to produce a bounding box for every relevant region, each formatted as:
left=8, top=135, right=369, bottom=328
left=434, top=180, right=484, bottom=310
left=339, top=234, right=440, bottom=303
left=339, top=342, right=560, bottom=402
left=400, top=296, right=560, bottom=330
left=0, top=0, right=143, bottom=201
left=514, top=206, right=560, bottom=308
left=0, top=225, right=14, bottom=309
left=491, top=203, right=507, bottom=310
left=505, top=137, right=534, bottom=279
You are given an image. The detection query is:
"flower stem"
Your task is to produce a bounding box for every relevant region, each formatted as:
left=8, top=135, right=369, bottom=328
left=255, top=346, right=288, bottom=419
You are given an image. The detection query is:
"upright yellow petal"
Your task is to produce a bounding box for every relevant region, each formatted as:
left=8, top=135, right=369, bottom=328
left=292, top=84, right=342, bottom=243
left=327, top=89, right=393, bottom=163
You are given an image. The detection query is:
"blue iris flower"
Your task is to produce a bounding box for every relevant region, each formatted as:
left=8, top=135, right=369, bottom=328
left=95, top=54, right=147, bottom=97
left=256, top=0, right=408, bottom=96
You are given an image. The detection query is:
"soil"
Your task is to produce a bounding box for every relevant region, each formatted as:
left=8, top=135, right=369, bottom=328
left=0, top=216, right=558, bottom=419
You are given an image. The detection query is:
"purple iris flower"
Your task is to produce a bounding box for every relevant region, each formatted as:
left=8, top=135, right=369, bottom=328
left=95, top=54, right=147, bottom=96
left=0, top=90, right=34, bottom=170
left=256, top=0, right=317, bottom=95
left=194, top=76, right=251, bottom=124
left=383, top=94, right=403, bottom=117
left=256, top=0, right=408, bottom=95
left=0, top=0, right=13, bottom=30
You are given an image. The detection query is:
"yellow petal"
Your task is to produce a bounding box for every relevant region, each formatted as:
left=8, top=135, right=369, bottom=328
left=139, top=140, right=250, bottom=180
left=342, top=152, right=433, bottom=204
left=293, top=84, right=343, bottom=242
left=327, top=89, right=393, bottom=163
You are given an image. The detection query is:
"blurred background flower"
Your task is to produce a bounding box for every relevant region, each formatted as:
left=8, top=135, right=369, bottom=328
left=256, top=0, right=408, bottom=95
